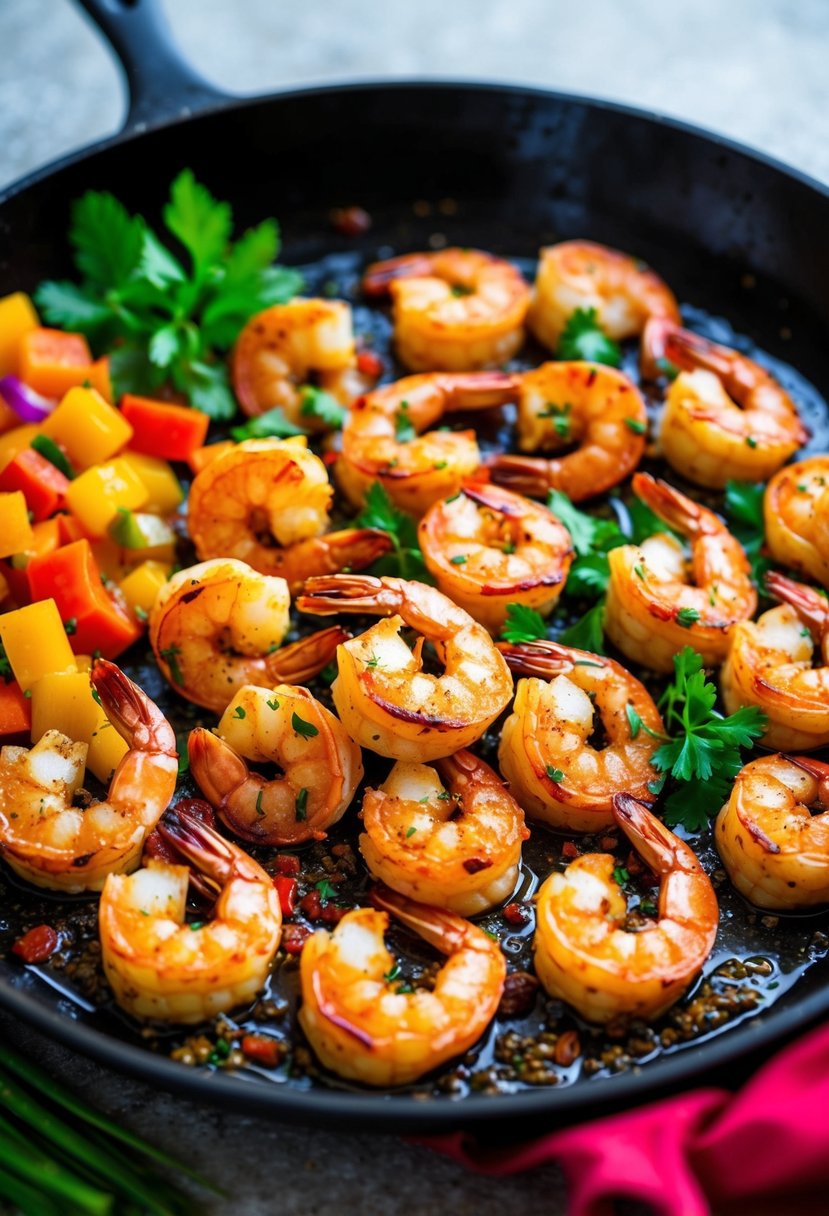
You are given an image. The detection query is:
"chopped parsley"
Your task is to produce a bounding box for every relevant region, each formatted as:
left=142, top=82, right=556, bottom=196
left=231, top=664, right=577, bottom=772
left=291, top=712, right=319, bottom=738
left=556, top=307, right=621, bottom=367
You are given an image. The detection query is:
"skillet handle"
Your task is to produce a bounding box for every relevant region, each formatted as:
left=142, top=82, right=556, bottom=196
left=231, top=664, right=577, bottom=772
left=74, top=0, right=231, bottom=132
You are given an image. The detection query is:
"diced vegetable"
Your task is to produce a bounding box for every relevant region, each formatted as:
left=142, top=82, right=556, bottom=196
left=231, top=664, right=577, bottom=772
left=0, top=424, right=41, bottom=472
left=0, top=492, right=34, bottom=558
left=187, top=440, right=235, bottom=475
left=0, top=293, right=39, bottom=377
left=0, top=599, right=77, bottom=691
left=30, top=433, right=74, bottom=479
left=27, top=539, right=141, bottom=660
left=30, top=669, right=128, bottom=784
left=8, top=517, right=62, bottom=569
left=40, top=385, right=132, bottom=469
left=66, top=457, right=148, bottom=536
left=109, top=508, right=176, bottom=556
left=118, top=451, right=183, bottom=514
left=0, top=447, right=69, bottom=521
left=89, top=355, right=113, bottom=403
left=0, top=396, right=20, bottom=435
left=121, top=394, right=210, bottom=461
left=118, top=560, right=169, bottom=617
left=0, top=680, right=32, bottom=740
left=17, top=328, right=94, bottom=398
left=0, top=375, right=55, bottom=423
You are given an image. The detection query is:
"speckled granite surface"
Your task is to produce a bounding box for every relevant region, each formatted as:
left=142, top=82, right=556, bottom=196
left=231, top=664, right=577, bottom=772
left=0, top=2, right=827, bottom=1212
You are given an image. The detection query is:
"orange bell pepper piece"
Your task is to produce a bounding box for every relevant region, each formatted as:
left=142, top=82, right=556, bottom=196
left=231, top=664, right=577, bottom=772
left=187, top=440, right=235, bottom=475
left=0, top=491, right=34, bottom=558
left=121, top=395, right=209, bottom=462
left=0, top=680, right=32, bottom=740
left=0, top=293, right=40, bottom=378
left=26, top=539, right=141, bottom=660
left=0, top=447, right=68, bottom=521
left=18, top=328, right=94, bottom=399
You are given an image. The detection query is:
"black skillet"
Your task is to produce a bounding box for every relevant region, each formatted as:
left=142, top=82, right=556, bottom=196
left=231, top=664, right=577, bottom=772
left=0, top=0, right=828, bottom=1134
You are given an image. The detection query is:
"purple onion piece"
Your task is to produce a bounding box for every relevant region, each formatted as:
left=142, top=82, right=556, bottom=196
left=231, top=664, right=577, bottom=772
left=0, top=375, right=56, bottom=423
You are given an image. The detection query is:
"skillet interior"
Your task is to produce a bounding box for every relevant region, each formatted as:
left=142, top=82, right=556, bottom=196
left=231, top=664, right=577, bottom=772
left=1, top=82, right=829, bottom=1132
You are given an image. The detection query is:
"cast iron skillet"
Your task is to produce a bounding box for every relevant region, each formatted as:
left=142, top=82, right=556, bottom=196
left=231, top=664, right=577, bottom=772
left=0, top=0, right=828, bottom=1133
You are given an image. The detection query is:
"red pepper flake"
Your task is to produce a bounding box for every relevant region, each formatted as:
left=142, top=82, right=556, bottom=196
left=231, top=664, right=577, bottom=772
left=561, top=841, right=580, bottom=860
left=299, top=890, right=323, bottom=920
left=356, top=350, right=383, bottom=378
left=463, top=857, right=492, bottom=875
left=173, top=798, right=217, bottom=828
left=322, top=451, right=338, bottom=468
left=320, top=902, right=349, bottom=925
left=502, top=902, right=529, bottom=927
left=273, top=875, right=297, bottom=917
left=600, top=835, right=618, bottom=851
left=282, top=924, right=312, bottom=955
left=12, top=925, right=58, bottom=964
left=241, top=1033, right=284, bottom=1068
left=330, top=205, right=372, bottom=237
left=274, top=854, right=301, bottom=877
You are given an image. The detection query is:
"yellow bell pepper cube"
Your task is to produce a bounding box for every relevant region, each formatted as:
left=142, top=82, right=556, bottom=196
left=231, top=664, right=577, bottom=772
left=0, top=491, right=34, bottom=558
left=0, top=424, right=40, bottom=473
left=0, top=293, right=39, bottom=378
left=118, top=560, right=170, bottom=618
left=0, top=599, right=77, bottom=692
left=118, top=452, right=184, bottom=514
left=66, top=458, right=149, bottom=537
left=30, top=669, right=128, bottom=784
left=41, top=386, right=133, bottom=469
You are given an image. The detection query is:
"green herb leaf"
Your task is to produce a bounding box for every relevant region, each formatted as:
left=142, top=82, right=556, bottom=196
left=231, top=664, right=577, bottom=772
left=295, top=788, right=308, bottom=821
left=559, top=600, right=606, bottom=653
left=30, top=435, right=73, bottom=480
left=230, top=405, right=304, bottom=441
left=500, top=603, right=547, bottom=644
left=612, top=865, right=630, bottom=886
left=354, top=482, right=433, bottom=583
left=556, top=307, right=621, bottom=366
left=315, top=879, right=336, bottom=905
left=70, top=190, right=146, bottom=289
left=159, top=644, right=184, bottom=687
left=291, top=712, right=319, bottom=738
left=299, top=385, right=347, bottom=430
left=676, top=607, right=701, bottom=628
left=545, top=766, right=565, bottom=782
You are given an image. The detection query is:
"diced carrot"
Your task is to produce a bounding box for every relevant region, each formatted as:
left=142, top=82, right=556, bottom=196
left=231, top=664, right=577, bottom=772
left=18, top=328, right=94, bottom=399
left=121, top=395, right=210, bottom=462
left=0, top=448, right=68, bottom=521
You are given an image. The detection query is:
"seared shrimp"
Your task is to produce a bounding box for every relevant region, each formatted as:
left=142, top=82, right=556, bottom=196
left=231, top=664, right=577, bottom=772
left=765, top=457, right=829, bottom=588
left=604, top=472, right=756, bottom=672
left=0, top=661, right=177, bottom=893
left=534, top=795, right=718, bottom=1023
left=646, top=321, right=807, bottom=488
left=721, top=572, right=829, bottom=751
left=716, top=754, right=829, bottom=910
left=299, top=885, right=505, bottom=1086
left=362, top=248, right=530, bottom=372
left=297, top=574, right=513, bottom=761
left=189, top=683, right=363, bottom=846
left=338, top=370, right=518, bottom=516
left=232, top=298, right=372, bottom=423
left=99, top=808, right=282, bottom=1023
left=488, top=361, right=648, bottom=501
left=497, top=641, right=664, bottom=832
left=528, top=241, right=680, bottom=353
left=359, top=750, right=528, bottom=916
left=418, top=482, right=573, bottom=632
left=150, top=558, right=347, bottom=713
left=187, top=436, right=390, bottom=591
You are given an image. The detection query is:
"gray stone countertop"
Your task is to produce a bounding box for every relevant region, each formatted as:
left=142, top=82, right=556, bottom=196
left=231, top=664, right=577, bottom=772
left=0, top=2, right=827, bottom=1213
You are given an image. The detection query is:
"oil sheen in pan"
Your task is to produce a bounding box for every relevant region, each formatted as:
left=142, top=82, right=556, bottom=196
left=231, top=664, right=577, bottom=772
left=1, top=248, right=828, bottom=1101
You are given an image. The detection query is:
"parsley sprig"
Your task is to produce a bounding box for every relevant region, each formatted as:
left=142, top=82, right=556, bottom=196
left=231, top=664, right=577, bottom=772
left=651, top=647, right=767, bottom=831
left=501, top=603, right=547, bottom=644
left=724, top=480, right=773, bottom=595
left=556, top=308, right=621, bottom=366
left=36, top=170, right=303, bottom=418
left=354, top=482, right=433, bottom=583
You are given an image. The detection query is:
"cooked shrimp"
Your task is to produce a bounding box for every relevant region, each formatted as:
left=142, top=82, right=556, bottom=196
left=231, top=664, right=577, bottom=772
left=0, top=661, right=177, bottom=893
left=715, top=754, right=829, bottom=910
left=488, top=361, right=648, bottom=501
left=297, top=574, right=513, bottom=761
left=721, top=572, right=829, bottom=752
left=528, top=240, right=680, bottom=353
left=645, top=321, right=807, bottom=488
left=337, top=370, right=519, bottom=516
left=187, top=436, right=391, bottom=591
left=99, top=808, right=282, bottom=1023
left=188, top=683, right=363, bottom=846
left=150, top=558, right=348, bottom=712
left=298, top=884, right=505, bottom=1086
left=604, top=472, right=756, bottom=672
left=418, top=482, right=573, bottom=632
left=497, top=641, right=664, bottom=832
left=359, top=750, right=528, bottom=916
left=534, top=794, right=718, bottom=1023
left=765, top=457, right=829, bottom=588
left=232, top=298, right=373, bottom=423
left=362, top=248, right=530, bottom=372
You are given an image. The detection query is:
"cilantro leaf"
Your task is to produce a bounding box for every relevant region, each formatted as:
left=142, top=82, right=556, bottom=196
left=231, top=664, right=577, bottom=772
left=299, top=386, right=347, bottom=430
left=176, top=361, right=237, bottom=422
left=559, top=600, right=606, bottom=652
left=548, top=490, right=622, bottom=557
left=501, top=603, right=547, bottom=644
left=565, top=553, right=614, bottom=597
left=70, top=190, right=146, bottom=289
left=354, top=482, right=433, bottom=583
left=33, top=281, right=113, bottom=332
left=556, top=308, right=621, bottom=367
left=230, top=406, right=305, bottom=441
left=163, top=169, right=231, bottom=279
left=724, top=480, right=773, bottom=596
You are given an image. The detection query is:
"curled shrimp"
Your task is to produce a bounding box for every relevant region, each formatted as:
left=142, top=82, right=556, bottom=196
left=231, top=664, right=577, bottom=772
left=232, top=298, right=373, bottom=423
left=765, top=457, right=829, bottom=588
left=150, top=558, right=348, bottom=712
left=297, top=574, right=513, bottom=761
left=534, top=794, right=718, bottom=1023
left=715, top=754, right=829, bottom=910
left=189, top=683, right=363, bottom=846
left=99, top=808, right=282, bottom=1023
left=0, top=660, right=177, bottom=893
left=337, top=370, right=519, bottom=516
left=488, top=361, right=648, bottom=501
left=646, top=321, right=807, bottom=488
left=362, top=248, right=531, bottom=372
left=359, top=750, right=528, bottom=916
left=187, top=436, right=391, bottom=592
left=604, top=472, right=756, bottom=672
left=528, top=240, right=680, bottom=353
left=497, top=640, right=665, bottom=832
left=417, top=482, right=573, bottom=632
left=721, top=572, right=829, bottom=752
left=298, top=884, right=506, bottom=1086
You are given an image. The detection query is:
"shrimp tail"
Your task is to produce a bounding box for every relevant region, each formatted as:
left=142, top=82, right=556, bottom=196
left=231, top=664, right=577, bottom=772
left=297, top=573, right=394, bottom=617
left=187, top=728, right=248, bottom=809
left=369, top=883, right=467, bottom=955
left=90, top=659, right=176, bottom=754
left=789, top=755, right=829, bottom=804
left=275, top=529, right=393, bottom=592
left=362, top=254, right=435, bottom=296
left=265, top=626, right=350, bottom=685
left=766, top=572, right=829, bottom=643
left=487, top=453, right=559, bottom=499
left=612, top=793, right=695, bottom=876
left=156, top=806, right=239, bottom=891
left=632, top=472, right=709, bottom=538
left=497, top=638, right=598, bottom=678
left=640, top=317, right=679, bottom=379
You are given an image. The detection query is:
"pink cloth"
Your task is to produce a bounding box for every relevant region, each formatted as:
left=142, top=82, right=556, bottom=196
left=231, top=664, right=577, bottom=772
left=415, top=1020, right=829, bottom=1216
